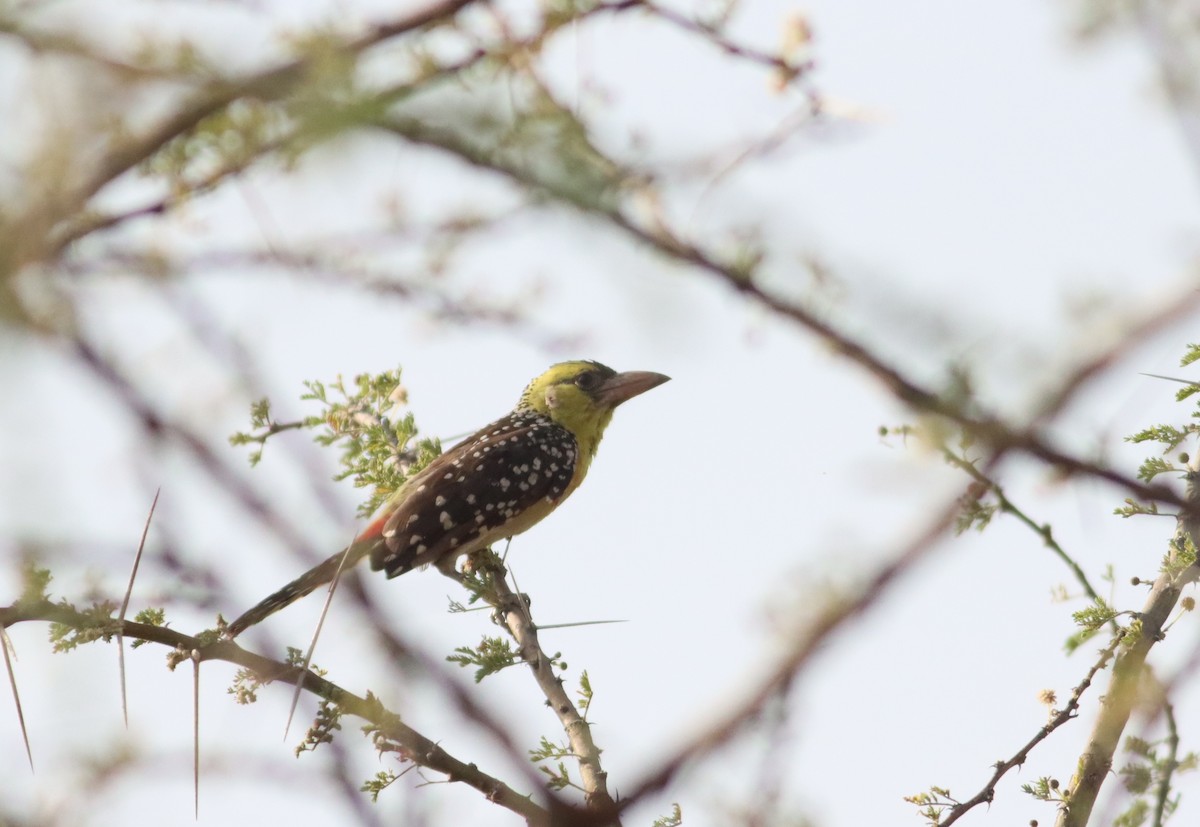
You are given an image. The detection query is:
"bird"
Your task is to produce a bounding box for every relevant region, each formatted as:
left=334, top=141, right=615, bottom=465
left=225, top=360, right=669, bottom=637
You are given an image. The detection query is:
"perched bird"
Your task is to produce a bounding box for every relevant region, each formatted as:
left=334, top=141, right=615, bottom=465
left=226, top=361, right=669, bottom=637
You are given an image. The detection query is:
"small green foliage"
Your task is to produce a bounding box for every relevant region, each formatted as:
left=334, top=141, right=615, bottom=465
left=1065, top=598, right=1119, bottom=653
left=1115, top=499, right=1160, bottom=518
left=192, top=628, right=223, bottom=647
left=228, top=668, right=266, bottom=705
left=1120, top=760, right=1153, bottom=794
left=530, top=735, right=573, bottom=763
left=1165, top=535, right=1197, bottom=574
left=577, top=670, right=593, bottom=717
left=361, top=770, right=400, bottom=803
left=1135, top=455, right=1178, bottom=483
left=1020, top=776, right=1066, bottom=802
left=296, top=698, right=343, bottom=756
left=904, top=786, right=959, bottom=825
left=129, top=607, right=165, bottom=648
left=954, top=492, right=997, bottom=535
left=233, top=367, right=440, bottom=519
left=530, top=736, right=577, bottom=792
left=18, top=563, right=52, bottom=604
left=651, top=804, right=683, bottom=827
left=1127, top=424, right=1190, bottom=450
left=48, top=601, right=119, bottom=652
left=133, top=607, right=165, bottom=626
left=447, top=637, right=519, bottom=682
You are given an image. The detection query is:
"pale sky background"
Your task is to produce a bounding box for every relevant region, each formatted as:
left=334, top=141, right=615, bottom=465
left=3, top=1, right=1200, bottom=826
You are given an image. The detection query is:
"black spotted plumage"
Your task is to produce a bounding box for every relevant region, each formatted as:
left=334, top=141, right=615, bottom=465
left=369, top=410, right=578, bottom=577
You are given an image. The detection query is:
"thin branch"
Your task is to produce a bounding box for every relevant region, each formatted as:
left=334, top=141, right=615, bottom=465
left=940, top=631, right=1125, bottom=826
left=942, top=449, right=1113, bottom=623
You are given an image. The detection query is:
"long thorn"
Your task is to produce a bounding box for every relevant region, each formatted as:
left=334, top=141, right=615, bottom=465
left=284, top=532, right=358, bottom=740
left=1140, top=372, right=1200, bottom=386
left=2, top=629, right=33, bottom=771
left=119, top=488, right=160, bottom=727
left=193, top=650, right=200, bottom=820
left=535, top=619, right=629, bottom=630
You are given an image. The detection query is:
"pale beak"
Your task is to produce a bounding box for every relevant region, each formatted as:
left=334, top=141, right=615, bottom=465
left=596, top=370, right=671, bottom=407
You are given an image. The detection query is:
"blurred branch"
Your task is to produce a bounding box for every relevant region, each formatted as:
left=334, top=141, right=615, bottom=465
left=377, top=111, right=1190, bottom=510
left=623, top=485, right=968, bottom=806
left=8, top=0, right=478, bottom=279
left=1137, top=0, right=1200, bottom=185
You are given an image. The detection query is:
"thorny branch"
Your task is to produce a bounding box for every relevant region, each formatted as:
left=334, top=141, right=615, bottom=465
left=0, top=599, right=552, bottom=825
left=937, top=632, right=1126, bottom=826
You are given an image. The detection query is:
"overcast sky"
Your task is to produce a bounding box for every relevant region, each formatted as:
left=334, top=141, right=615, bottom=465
left=3, top=1, right=1200, bottom=826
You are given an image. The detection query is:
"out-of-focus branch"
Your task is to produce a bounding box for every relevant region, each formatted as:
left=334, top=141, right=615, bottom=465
left=1137, top=0, right=1200, bottom=186
left=7, top=0, right=478, bottom=279
left=377, top=112, right=1190, bottom=510
left=0, top=598, right=550, bottom=825
left=622, top=487, right=968, bottom=807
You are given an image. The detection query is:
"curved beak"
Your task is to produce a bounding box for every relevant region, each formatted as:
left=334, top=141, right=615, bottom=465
left=597, top=370, right=671, bottom=407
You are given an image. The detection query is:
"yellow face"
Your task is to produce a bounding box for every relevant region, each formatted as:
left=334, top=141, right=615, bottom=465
left=519, top=360, right=670, bottom=460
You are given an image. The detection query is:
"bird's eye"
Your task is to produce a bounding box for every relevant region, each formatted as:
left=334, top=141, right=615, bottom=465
left=574, top=371, right=600, bottom=391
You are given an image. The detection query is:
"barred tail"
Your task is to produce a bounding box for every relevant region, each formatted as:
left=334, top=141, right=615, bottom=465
left=225, top=544, right=371, bottom=638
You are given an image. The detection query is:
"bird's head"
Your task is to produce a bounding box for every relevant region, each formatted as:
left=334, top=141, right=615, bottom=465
left=518, top=360, right=670, bottom=457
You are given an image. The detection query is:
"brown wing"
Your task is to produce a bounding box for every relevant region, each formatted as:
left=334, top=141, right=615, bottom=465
left=369, top=411, right=577, bottom=578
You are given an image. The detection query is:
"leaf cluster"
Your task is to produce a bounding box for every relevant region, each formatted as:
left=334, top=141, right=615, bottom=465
left=231, top=368, right=441, bottom=519
left=447, top=636, right=519, bottom=683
